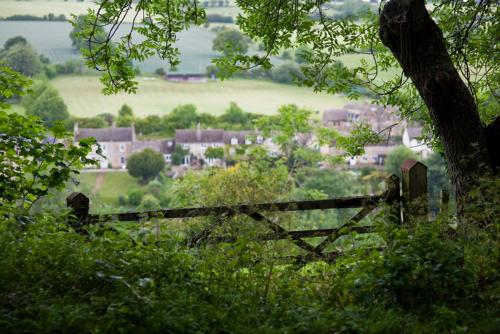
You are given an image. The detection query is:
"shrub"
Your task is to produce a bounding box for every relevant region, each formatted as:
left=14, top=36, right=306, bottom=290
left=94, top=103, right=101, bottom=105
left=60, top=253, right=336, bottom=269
left=127, top=189, right=143, bottom=206
left=127, top=149, right=166, bottom=182
left=139, top=194, right=160, bottom=210
left=155, top=67, right=166, bottom=76
left=118, top=194, right=127, bottom=206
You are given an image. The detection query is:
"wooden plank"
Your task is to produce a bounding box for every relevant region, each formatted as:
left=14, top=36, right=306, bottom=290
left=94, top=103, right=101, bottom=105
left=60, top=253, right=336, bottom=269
left=88, top=195, right=383, bottom=223
left=205, top=226, right=373, bottom=244
left=313, top=205, right=376, bottom=253
left=246, top=211, right=320, bottom=255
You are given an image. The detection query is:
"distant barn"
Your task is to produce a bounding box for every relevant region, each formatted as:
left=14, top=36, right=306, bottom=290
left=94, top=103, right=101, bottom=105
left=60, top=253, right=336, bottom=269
left=165, top=74, right=208, bottom=83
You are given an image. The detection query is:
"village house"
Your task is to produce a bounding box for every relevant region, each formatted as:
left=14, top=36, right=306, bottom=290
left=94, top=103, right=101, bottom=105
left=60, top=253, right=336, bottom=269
left=74, top=124, right=175, bottom=169
left=402, top=126, right=432, bottom=159
left=175, top=127, right=225, bottom=167
left=74, top=123, right=136, bottom=169
left=323, top=102, right=405, bottom=135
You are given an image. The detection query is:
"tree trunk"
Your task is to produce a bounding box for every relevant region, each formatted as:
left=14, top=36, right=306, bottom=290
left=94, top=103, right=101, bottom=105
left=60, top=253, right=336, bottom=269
left=379, top=0, right=496, bottom=213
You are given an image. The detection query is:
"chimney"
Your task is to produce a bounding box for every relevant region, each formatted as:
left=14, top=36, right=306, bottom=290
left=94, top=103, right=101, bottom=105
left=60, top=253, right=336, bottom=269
left=196, top=123, right=201, bottom=141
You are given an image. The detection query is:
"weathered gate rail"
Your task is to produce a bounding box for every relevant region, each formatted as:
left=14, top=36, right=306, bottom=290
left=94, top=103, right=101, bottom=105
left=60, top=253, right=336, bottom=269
left=67, top=160, right=439, bottom=261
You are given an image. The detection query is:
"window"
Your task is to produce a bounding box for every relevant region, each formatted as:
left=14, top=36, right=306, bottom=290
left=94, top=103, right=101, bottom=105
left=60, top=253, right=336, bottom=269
left=167, top=141, right=173, bottom=147
left=164, top=154, right=171, bottom=162
left=245, top=139, right=252, bottom=145
left=256, top=136, right=264, bottom=144
left=182, top=143, right=189, bottom=149
left=201, top=143, right=208, bottom=148
left=101, top=144, right=106, bottom=151
left=119, top=144, right=125, bottom=152
left=120, top=156, right=125, bottom=164
left=230, top=137, right=238, bottom=145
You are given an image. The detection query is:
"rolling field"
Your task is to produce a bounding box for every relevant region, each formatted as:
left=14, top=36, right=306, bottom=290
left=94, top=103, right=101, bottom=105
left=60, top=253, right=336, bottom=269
left=0, top=21, right=218, bottom=73
left=0, top=0, right=240, bottom=21
left=0, top=0, right=95, bottom=19
left=51, top=75, right=353, bottom=117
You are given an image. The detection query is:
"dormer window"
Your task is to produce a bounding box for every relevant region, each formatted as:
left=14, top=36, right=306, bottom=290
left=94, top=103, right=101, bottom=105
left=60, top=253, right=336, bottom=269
left=245, top=139, right=252, bottom=145
left=256, top=136, right=264, bottom=144
left=167, top=141, right=173, bottom=147
left=230, top=137, right=238, bottom=145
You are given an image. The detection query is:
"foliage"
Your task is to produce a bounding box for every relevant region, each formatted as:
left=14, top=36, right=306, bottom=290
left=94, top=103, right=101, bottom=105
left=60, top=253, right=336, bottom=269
left=0, top=179, right=498, bottom=332
left=384, top=145, right=418, bottom=178
left=270, top=62, right=304, bottom=84
left=425, top=153, right=452, bottom=213
left=0, top=111, right=97, bottom=212
left=0, top=42, right=43, bottom=77
left=256, top=104, right=312, bottom=160
left=4, top=13, right=67, bottom=22
left=331, top=0, right=375, bottom=20
left=127, top=149, right=166, bottom=182
left=0, top=64, right=31, bottom=109
left=212, top=28, right=250, bottom=56
left=25, top=85, right=70, bottom=128
left=127, top=189, right=144, bottom=206
left=3, top=36, right=27, bottom=50
left=155, top=67, right=166, bottom=76
left=171, top=144, right=189, bottom=166
left=74, top=116, right=108, bottom=129
left=206, top=14, right=234, bottom=24
left=69, top=15, right=106, bottom=53
left=205, top=147, right=225, bottom=160
left=118, top=104, right=134, bottom=118
left=174, top=160, right=291, bottom=207
left=139, top=194, right=161, bottom=210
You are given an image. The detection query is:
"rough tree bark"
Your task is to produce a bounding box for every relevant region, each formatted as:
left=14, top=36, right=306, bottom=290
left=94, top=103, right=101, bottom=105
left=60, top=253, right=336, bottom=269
left=379, top=0, right=498, bottom=213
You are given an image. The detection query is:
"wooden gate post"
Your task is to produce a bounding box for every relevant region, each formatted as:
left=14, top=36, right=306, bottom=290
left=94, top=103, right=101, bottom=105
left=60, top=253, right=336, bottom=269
left=401, top=160, right=428, bottom=223
left=385, top=174, right=401, bottom=224
left=67, top=192, right=90, bottom=228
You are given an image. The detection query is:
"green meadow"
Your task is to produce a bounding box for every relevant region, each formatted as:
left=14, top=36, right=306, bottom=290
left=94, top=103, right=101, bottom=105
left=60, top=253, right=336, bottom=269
left=51, top=75, right=353, bottom=117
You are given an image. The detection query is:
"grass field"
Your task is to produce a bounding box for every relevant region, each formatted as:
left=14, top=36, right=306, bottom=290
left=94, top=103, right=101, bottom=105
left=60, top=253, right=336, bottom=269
left=0, top=0, right=240, bottom=21
left=76, top=171, right=141, bottom=207
left=0, top=21, right=218, bottom=73
left=51, top=75, right=353, bottom=117
left=0, top=0, right=95, bottom=19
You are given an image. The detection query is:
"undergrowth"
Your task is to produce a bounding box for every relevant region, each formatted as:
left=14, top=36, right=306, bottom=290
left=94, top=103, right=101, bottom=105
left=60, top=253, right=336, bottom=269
left=0, top=208, right=498, bottom=333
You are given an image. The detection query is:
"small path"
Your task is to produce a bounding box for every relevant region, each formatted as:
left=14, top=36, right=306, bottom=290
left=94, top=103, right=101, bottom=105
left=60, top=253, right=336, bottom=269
left=93, top=173, right=105, bottom=194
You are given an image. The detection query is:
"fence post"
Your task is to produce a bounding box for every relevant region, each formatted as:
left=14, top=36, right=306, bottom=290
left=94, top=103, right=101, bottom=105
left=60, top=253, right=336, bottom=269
left=401, top=159, right=428, bottom=223
left=385, top=174, right=401, bottom=224
left=440, top=189, right=449, bottom=215
left=67, top=192, right=90, bottom=228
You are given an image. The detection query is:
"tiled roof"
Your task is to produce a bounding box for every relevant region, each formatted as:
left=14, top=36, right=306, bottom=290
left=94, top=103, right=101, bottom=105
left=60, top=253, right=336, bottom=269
left=132, top=139, right=175, bottom=154
left=222, top=131, right=255, bottom=144
left=323, top=109, right=348, bottom=123
left=76, top=127, right=134, bottom=142
left=175, top=129, right=224, bottom=143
